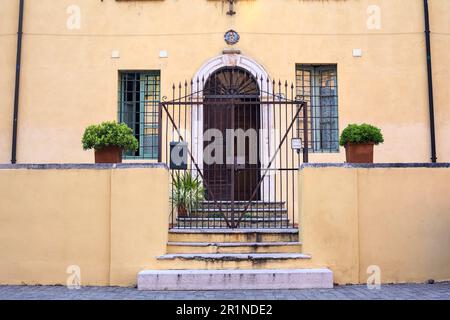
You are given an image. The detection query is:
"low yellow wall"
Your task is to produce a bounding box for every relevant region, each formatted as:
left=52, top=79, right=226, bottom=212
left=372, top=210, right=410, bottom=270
left=299, top=165, right=450, bottom=285
left=0, top=165, right=169, bottom=287
left=1, top=164, right=448, bottom=287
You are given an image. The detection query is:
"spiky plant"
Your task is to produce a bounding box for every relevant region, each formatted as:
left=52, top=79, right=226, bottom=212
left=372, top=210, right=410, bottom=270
left=171, top=172, right=205, bottom=216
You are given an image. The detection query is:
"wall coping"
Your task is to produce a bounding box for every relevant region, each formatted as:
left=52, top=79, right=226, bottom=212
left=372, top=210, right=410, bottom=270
left=0, top=163, right=168, bottom=170
left=1, top=163, right=448, bottom=171
left=300, top=163, right=450, bottom=170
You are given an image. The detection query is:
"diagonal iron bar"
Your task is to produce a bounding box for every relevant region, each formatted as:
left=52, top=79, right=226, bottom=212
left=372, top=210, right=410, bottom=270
left=161, top=102, right=232, bottom=228
left=234, top=101, right=306, bottom=228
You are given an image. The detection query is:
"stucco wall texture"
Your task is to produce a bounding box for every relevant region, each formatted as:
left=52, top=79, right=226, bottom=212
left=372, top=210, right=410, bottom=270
left=0, top=0, right=449, bottom=164
left=299, top=165, right=450, bottom=285
left=0, top=166, right=169, bottom=286
left=0, top=165, right=448, bottom=286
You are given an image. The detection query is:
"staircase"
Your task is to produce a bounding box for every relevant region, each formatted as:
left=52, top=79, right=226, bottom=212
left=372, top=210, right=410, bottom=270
left=176, top=201, right=291, bottom=229
left=138, top=227, right=334, bottom=290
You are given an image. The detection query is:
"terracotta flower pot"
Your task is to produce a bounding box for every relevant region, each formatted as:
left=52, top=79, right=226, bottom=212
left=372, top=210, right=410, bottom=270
left=177, top=205, right=188, bottom=217
left=345, top=143, right=374, bottom=163
left=94, top=146, right=123, bottom=164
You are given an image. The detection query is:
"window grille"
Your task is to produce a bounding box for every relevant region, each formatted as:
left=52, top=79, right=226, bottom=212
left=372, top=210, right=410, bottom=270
left=296, top=65, right=339, bottom=153
left=118, top=71, right=160, bottom=159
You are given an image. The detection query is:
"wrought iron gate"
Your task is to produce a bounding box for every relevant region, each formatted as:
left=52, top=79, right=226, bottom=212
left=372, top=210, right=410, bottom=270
left=159, top=67, right=309, bottom=229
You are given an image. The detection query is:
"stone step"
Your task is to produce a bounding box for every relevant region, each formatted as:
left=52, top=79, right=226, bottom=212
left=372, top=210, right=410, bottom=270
left=167, top=241, right=302, bottom=254
left=156, top=253, right=311, bottom=270
left=138, top=269, right=333, bottom=290
left=168, top=228, right=299, bottom=243
left=175, top=224, right=292, bottom=229
left=199, top=201, right=286, bottom=210
left=189, top=210, right=288, bottom=220
left=176, top=217, right=290, bottom=229
left=191, top=206, right=287, bottom=217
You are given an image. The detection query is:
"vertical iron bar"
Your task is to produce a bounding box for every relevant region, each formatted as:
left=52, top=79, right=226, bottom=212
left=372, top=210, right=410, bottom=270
left=284, top=81, right=289, bottom=229
left=272, top=80, right=277, bottom=227
left=235, top=103, right=304, bottom=227
left=291, top=83, right=295, bottom=228
left=278, top=81, right=282, bottom=229
left=260, top=76, right=264, bottom=229
left=178, top=83, right=182, bottom=142
left=231, top=104, right=236, bottom=229
left=303, top=102, right=309, bottom=163
left=158, top=103, right=162, bottom=162
left=171, top=85, right=175, bottom=143
left=266, top=78, right=271, bottom=229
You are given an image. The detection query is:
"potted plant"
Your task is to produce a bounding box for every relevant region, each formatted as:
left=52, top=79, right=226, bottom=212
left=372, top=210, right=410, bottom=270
left=339, top=124, right=384, bottom=163
left=82, top=121, right=139, bottom=163
left=171, top=172, right=205, bottom=217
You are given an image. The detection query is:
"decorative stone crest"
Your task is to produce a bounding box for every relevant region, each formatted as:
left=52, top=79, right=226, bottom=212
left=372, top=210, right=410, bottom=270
left=224, top=30, right=240, bottom=45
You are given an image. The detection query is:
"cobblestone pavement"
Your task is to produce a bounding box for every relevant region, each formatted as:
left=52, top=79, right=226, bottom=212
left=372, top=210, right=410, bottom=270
left=0, top=283, right=449, bottom=300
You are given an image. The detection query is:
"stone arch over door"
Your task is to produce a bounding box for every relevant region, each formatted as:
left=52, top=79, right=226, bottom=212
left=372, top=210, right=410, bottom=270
left=193, top=54, right=270, bottom=92
left=191, top=54, right=274, bottom=201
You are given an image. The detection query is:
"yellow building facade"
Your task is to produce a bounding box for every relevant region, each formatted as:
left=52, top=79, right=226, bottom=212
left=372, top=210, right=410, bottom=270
left=1, top=0, right=449, bottom=164
left=1, top=0, right=450, bottom=289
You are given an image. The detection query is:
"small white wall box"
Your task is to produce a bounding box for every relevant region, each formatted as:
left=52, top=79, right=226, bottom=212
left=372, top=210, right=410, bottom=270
left=291, top=138, right=303, bottom=151
left=159, top=50, right=168, bottom=58
left=111, top=50, right=120, bottom=59
left=352, top=48, right=362, bottom=57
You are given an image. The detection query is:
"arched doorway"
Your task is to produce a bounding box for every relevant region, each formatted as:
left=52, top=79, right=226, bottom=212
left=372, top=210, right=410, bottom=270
left=160, top=56, right=307, bottom=228
left=191, top=53, right=274, bottom=202
left=203, top=67, right=261, bottom=201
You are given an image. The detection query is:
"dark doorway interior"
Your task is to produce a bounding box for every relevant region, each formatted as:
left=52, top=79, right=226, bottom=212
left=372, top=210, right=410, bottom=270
left=203, top=67, right=261, bottom=201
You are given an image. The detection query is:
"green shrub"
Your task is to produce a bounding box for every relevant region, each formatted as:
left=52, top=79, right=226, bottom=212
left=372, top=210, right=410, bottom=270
left=82, top=121, right=139, bottom=151
left=339, top=124, right=384, bottom=146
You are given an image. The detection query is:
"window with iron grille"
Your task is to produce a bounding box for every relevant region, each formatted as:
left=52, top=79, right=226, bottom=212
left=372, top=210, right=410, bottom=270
left=296, top=65, right=339, bottom=153
left=118, top=71, right=160, bottom=159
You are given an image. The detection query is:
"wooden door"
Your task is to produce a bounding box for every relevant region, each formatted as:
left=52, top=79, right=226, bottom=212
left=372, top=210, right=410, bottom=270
left=202, top=67, right=261, bottom=202
left=203, top=99, right=261, bottom=201
left=234, top=99, right=261, bottom=201
left=203, top=100, right=232, bottom=200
